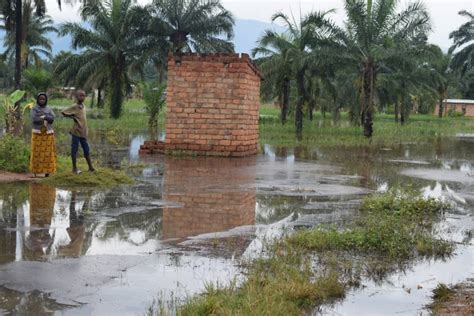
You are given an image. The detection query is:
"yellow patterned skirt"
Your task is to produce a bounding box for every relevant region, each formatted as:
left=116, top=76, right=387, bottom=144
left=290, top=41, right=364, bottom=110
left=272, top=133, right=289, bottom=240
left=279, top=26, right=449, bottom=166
left=29, top=183, right=56, bottom=227
left=30, top=132, right=57, bottom=174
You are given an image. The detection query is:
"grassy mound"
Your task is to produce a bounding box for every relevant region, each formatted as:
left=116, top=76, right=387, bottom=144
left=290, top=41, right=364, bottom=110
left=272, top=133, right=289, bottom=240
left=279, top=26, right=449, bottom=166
left=43, top=156, right=134, bottom=188
left=287, top=189, right=453, bottom=259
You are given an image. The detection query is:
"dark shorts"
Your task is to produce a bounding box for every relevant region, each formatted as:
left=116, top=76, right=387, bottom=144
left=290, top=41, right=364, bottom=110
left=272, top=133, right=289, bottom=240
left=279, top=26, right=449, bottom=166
left=71, top=134, right=90, bottom=156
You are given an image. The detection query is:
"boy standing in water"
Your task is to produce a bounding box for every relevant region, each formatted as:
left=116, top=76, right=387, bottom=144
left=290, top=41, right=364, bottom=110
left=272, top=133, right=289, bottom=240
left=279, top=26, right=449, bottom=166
left=61, top=90, right=95, bottom=174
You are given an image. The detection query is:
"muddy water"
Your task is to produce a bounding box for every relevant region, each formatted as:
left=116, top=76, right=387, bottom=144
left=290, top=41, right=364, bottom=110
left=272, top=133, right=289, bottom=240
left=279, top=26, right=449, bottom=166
left=0, top=137, right=473, bottom=315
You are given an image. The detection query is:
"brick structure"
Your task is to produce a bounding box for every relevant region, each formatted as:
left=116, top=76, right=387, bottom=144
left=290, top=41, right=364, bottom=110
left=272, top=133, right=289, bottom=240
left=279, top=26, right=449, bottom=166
left=435, top=99, right=474, bottom=117
left=140, top=53, right=262, bottom=157
left=162, top=157, right=256, bottom=239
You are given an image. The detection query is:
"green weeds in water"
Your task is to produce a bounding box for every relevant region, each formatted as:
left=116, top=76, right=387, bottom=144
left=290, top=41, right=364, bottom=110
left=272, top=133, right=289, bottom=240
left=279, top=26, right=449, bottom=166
left=287, top=189, right=453, bottom=261
left=180, top=255, right=344, bottom=316
left=428, top=283, right=455, bottom=313
left=171, top=189, right=454, bottom=315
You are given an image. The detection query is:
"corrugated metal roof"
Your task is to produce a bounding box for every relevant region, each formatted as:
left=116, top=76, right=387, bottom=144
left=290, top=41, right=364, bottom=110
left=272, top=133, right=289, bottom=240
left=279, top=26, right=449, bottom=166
left=444, top=99, right=474, bottom=104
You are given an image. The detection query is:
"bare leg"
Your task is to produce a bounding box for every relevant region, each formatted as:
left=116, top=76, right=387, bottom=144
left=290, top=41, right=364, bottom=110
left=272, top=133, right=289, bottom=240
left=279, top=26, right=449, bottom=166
left=85, top=155, right=95, bottom=172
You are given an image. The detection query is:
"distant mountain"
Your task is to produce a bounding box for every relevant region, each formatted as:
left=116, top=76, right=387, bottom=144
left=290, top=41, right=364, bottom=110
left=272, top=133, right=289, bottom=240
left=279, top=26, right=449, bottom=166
left=233, top=19, right=284, bottom=55
left=1, top=18, right=283, bottom=57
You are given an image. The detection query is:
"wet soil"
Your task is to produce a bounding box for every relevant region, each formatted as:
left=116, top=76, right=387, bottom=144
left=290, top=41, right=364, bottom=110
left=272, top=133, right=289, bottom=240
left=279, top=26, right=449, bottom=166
left=0, top=171, right=37, bottom=182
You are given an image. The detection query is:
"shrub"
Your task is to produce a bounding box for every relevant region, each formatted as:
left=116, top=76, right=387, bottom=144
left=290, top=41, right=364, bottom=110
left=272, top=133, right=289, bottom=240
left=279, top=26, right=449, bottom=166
left=447, top=108, right=464, bottom=117
left=0, top=135, right=30, bottom=172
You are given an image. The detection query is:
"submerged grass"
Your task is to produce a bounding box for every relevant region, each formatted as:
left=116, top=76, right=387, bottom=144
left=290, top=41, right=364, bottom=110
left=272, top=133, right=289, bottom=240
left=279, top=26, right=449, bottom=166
left=172, top=189, right=454, bottom=315
left=259, top=106, right=474, bottom=147
left=428, top=283, right=456, bottom=313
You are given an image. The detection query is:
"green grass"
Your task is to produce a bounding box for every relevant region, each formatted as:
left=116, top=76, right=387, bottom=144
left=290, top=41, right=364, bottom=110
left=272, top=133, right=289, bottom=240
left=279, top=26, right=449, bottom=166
left=287, top=189, right=453, bottom=260
left=259, top=105, right=474, bottom=147
left=172, top=189, right=453, bottom=315
left=0, top=136, right=134, bottom=188
left=42, top=155, right=134, bottom=188
left=179, top=255, right=344, bottom=316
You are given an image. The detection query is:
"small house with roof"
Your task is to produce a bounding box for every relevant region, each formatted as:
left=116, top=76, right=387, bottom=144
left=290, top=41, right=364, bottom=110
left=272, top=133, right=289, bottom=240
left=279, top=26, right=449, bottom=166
left=435, top=99, right=474, bottom=117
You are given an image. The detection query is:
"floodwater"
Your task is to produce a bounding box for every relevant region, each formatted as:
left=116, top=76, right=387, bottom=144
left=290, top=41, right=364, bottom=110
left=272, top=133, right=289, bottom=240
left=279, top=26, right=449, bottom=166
left=0, top=136, right=473, bottom=315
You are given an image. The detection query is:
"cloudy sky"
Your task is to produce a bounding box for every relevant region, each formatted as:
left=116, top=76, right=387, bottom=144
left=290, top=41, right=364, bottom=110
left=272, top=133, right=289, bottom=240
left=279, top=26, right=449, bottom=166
left=46, top=0, right=473, bottom=50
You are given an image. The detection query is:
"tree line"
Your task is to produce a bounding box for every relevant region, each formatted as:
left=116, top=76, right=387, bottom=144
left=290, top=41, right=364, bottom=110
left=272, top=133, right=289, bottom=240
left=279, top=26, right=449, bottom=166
left=0, top=0, right=473, bottom=138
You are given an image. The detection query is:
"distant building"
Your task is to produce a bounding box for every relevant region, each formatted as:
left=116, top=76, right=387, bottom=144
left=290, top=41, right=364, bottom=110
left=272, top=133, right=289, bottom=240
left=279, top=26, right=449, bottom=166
left=435, top=99, right=474, bottom=117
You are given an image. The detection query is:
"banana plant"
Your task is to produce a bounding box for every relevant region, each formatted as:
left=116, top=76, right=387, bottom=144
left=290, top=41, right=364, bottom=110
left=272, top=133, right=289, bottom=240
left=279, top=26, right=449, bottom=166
left=2, top=89, right=32, bottom=135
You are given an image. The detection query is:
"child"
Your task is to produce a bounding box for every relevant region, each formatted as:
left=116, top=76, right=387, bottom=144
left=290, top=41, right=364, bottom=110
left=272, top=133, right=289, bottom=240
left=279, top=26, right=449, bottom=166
left=61, top=90, right=95, bottom=174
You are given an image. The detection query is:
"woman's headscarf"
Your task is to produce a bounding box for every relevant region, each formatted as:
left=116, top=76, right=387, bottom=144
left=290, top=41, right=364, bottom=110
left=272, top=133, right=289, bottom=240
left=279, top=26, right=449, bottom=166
left=36, top=92, right=48, bottom=107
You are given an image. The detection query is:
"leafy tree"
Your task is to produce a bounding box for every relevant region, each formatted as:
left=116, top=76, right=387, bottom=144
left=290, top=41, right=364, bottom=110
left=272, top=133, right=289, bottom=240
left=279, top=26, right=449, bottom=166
left=340, top=0, right=431, bottom=137
left=57, top=0, right=150, bottom=118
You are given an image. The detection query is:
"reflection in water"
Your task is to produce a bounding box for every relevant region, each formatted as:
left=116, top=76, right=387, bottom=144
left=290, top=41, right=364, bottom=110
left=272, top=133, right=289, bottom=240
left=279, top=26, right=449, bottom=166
left=162, top=157, right=256, bottom=239
left=422, top=182, right=467, bottom=205
left=17, top=184, right=87, bottom=261
left=22, top=183, right=55, bottom=260
left=0, top=138, right=473, bottom=314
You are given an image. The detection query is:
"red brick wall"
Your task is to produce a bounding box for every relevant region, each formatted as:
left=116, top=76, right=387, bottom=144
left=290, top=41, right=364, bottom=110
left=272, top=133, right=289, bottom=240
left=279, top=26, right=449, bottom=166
left=165, top=53, right=262, bottom=157
left=162, top=157, right=256, bottom=239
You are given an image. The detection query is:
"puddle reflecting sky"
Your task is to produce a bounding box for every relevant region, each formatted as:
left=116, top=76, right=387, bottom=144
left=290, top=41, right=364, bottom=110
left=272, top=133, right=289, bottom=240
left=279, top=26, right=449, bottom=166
left=0, top=138, right=473, bottom=314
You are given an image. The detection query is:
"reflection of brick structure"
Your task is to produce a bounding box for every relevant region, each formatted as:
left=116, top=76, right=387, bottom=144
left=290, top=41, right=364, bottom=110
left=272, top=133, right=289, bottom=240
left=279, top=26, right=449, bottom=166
left=163, top=53, right=262, bottom=157
left=162, top=157, right=256, bottom=239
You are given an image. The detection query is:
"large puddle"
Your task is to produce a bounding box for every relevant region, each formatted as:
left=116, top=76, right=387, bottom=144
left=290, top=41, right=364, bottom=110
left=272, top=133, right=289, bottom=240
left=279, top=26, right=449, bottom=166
left=0, top=137, right=473, bottom=315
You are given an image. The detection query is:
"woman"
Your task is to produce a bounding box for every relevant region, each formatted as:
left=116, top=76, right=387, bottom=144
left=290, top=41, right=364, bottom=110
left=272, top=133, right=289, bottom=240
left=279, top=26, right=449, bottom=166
left=30, top=92, right=56, bottom=177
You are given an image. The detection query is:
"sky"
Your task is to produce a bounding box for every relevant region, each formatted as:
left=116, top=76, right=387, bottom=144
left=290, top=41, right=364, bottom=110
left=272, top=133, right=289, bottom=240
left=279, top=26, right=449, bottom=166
left=46, top=0, right=474, bottom=51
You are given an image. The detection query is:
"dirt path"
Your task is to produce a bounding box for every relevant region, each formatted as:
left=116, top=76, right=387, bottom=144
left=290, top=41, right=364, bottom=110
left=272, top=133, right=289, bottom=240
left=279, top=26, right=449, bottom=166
left=0, top=171, right=38, bottom=182
left=432, top=280, right=474, bottom=316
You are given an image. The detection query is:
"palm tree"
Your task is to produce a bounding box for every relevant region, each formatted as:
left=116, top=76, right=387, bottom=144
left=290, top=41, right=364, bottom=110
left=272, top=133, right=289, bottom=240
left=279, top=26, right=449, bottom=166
left=252, top=31, right=293, bottom=124
left=340, top=0, right=431, bottom=137
left=148, top=0, right=235, bottom=53
left=255, top=10, right=338, bottom=135
left=424, top=45, right=452, bottom=118
left=0, top=0, right=50, bottom=87
left=0, top=0, right=49, bottom=135
left=1, top=0, right=57, bottom=69
left=57, top=0, right=150, bottom=118
left=379, top=35, right=434, bottom=123
left=449, top=10, right=473, bottom=79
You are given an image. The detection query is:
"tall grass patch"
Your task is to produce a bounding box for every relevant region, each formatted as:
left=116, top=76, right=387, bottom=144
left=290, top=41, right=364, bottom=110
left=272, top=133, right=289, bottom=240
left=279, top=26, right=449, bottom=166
left=259, top=106, right=474, bottom=147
